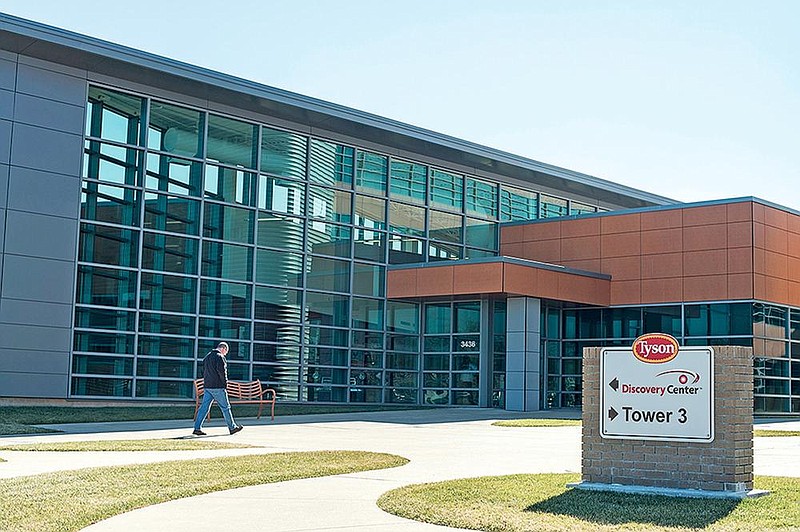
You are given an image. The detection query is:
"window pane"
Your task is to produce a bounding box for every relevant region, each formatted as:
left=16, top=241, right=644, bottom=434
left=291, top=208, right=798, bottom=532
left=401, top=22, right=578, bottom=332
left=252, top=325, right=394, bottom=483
left=257, top=213, right=304, bottom=251
left=136, top=358, right=194, bottom=378
left=455, top=302, right=481, bottom=333
left=138, top=312, right=195, bottom=335
left=86, top=86, right=144, bottom=145
left=143, top=192, right=200, bottom=235
left=74, top=331, right=135, bottom=355
left=428, top=241, right=461, bottom=261
left=206, top=114, right=257, bottom=168
left=198, top=317, right=251, bottom=341
left=83, top=141, right=141, bottom=186
left=306, top=256, right=350, bottom=292
left=355, top=151, right=387, bottom=194
left=388, top=301, right=419, bottom=334
left=259, top=126, right=307, bottom=179
left=255, top=249, right=303, bottom=287
left=354, top=229, right=386, bottom=262
left=81, top=182, right=141, bottom=227
left=73, top=354, right=133, bottom=376
left=465, top=218, right=497, bottom=249
left=72, top=377, right=132, bottom=397
left=389, top=202, right=425, bottom=236
left=308, top=185, right=352, bottom=224
left=355, top=194, right=386, bottom=229
left=307, top=222, right=351, bottom=257
left=258, top=175, right=304, bottom=215
left=76, top=265, right=137, bottom=308
left=145, top=153, right=202, bottom=196
left=138, top=336, right=196, bottom=358
left=390, top=160, right=426, bottom=203
left=79, top=223, right=139, bottom=268
left=429, top=210, right=463, bottom=243
left=254, top=286, right=303, bottom=322
left=142, top=232, right=198, bottom=275
left=307, top=326, right=349, bottom=347
left=466, top=177, right=497, bottom=218
left=254, top=322, right=301, bottom=345
left=541, top=194, right=568, bottom=218
left=200, top=279, right=251, bottom=318
left=309, top=140, right=354, bottom=187
left=305, top=292, right=349, bottom=328
left=205, top=164, right=257, bottom=206
left=203, top=203, right=254, bottom=244
left=643, top=306, right=681, bottom=336
left=570, top=201, right=597, bottom=215
left=140, top=273, right=197, bottom=313
left=352, top=297, right=384, bottom=330
left=430, top=169, right=463, bottom=210
left=500, top=186, right=538, bottom=221
left=389, top=235, right=424, bottom=264
left=202, top=241, right=253, bottom=281
left=352, top=330, right=383, bottom=349
left=425, top=303, right=451, bottom=334
left=148, top=99, right=204, bottom=158
left=253, top=342, right=301, bottom=363
left=353, top=263, right=385, bottom=297
left=75, top=307, right=136, bottom=331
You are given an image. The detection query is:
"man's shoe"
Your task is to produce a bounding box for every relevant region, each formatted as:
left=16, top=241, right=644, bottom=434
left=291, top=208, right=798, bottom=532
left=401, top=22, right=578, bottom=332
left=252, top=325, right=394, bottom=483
left=229, top=425, right=243, bottom=435
left=192, top=429, right=206, bottom=436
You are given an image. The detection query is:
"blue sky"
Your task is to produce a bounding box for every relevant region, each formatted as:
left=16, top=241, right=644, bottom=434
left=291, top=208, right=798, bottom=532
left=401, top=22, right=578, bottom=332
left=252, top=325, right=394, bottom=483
left=3, top=1, right=798, bottom=207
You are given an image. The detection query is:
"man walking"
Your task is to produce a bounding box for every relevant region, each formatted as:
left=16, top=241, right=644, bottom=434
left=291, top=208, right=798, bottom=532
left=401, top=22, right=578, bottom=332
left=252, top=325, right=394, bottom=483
left=192, top=342, right=243, bottom=436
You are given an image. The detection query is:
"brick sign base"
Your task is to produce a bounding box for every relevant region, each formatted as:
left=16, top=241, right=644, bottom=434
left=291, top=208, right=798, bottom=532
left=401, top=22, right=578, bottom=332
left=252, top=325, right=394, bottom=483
left=578, top=346, right=759, bottom=495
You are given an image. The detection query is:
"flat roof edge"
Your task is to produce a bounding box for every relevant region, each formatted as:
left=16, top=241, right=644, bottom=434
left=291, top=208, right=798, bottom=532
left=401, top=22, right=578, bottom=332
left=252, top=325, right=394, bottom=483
left=388, top=255, right=611, bottom=280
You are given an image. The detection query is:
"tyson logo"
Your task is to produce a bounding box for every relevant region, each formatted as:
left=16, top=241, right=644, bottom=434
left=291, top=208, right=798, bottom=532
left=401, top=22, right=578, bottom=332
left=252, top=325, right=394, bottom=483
left=632, top=333, right=679, bottom=363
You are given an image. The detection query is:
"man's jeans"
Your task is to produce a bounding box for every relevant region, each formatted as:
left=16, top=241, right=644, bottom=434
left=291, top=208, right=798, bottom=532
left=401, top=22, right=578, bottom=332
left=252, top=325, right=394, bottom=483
left=194, top=388, right=237, bottom=431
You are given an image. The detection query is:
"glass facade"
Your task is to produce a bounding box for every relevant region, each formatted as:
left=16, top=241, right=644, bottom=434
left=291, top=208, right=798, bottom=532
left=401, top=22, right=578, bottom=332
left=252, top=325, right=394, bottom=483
left=541, top=301, right=800, bottom=414
left=75, top=84, right=599, bottom=403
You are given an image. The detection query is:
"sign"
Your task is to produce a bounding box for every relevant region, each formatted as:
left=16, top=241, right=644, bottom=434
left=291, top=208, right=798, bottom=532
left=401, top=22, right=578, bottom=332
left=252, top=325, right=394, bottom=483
left=600, top=333, right=714, bottom=442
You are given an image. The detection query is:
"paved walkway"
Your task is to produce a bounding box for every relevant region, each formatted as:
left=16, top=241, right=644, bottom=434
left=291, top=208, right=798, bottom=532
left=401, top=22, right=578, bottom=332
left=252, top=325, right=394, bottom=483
left=0, top=410, right=798, bottom=531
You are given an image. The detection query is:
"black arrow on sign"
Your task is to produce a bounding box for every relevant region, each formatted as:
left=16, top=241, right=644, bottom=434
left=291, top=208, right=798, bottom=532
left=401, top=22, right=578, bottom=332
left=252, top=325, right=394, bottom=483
left=609, top=377, right=619, bottom=391
left=608, top=406, right=618, bottom=421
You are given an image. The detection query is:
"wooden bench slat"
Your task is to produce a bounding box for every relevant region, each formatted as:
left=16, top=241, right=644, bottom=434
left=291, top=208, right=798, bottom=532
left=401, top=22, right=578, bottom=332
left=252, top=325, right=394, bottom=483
left=194, top=379, right=277, bottom=421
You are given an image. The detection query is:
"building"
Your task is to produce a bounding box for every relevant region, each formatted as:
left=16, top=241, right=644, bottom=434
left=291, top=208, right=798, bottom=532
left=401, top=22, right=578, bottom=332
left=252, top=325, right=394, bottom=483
left=0, top=13, right=796, bottom=415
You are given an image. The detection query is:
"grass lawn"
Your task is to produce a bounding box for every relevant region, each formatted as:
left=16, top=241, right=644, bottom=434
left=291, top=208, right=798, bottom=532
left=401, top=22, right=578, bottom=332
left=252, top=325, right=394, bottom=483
left=378, top=473, right=800, bottom=532
left=0, top=439, right=256, bottom=451
left=0, top=403, right=428, bottom=435
left=493, top=419, right=581, bottom=427
left=754, top=430, right=800, bottom=437
left=3, top=450, right=407, bottom=532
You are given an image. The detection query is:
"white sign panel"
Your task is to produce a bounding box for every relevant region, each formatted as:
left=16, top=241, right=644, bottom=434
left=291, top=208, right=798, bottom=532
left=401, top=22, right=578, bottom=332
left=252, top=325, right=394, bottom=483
left=600, top=338, right=714, bottom=443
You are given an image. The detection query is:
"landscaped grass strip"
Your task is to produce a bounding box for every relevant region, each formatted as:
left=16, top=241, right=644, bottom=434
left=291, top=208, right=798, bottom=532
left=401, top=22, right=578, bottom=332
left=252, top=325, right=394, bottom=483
left=492, top=419, right=581, bottom=427
left=2, top=450, right=407, bottom=532
left=378, top=473, right=800, bottom=531
left=0, top=439, right=256, bottom=451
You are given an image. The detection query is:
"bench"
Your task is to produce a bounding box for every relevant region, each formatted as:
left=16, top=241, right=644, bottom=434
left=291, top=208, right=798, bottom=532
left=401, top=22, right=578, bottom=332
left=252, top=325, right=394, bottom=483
left=194, top=378, right=277, bottom=421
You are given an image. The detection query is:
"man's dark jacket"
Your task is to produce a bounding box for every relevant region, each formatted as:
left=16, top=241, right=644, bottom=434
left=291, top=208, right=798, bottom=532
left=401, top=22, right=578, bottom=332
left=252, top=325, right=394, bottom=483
left=202, top=349, right=228, bottom=389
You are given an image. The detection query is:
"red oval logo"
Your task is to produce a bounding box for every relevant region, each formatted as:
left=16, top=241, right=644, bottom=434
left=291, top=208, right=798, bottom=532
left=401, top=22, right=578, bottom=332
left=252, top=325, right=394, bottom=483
left=632, top=333, right=679, bottom=363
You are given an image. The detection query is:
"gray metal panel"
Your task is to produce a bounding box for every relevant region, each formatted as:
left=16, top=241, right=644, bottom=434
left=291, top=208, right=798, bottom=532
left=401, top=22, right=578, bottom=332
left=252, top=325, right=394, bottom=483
left=0, top=298, right=72, bottom=328
left=0, top=348, right=70, bottom=373
left=0, top=57, right=14, bottom=90
left=0, top=118, right=10, bottom=164
left=1, top=254, right=75, bottom=304
left=0, top=370, right=69, bottom=398
left=15, top=61, right=85, bottom=106
left=0, top=88, right=12, bottom=120
left=13, top=92, right=84, bottom=134
left=10, top=123, right=82, bottom=175
left=7, top=166, right=81, bottom=217
left=0, top=163, right=7, bottom=208
left=0, top=323, right=71, bottom=351
left=3, top=210, right=78, bottom=261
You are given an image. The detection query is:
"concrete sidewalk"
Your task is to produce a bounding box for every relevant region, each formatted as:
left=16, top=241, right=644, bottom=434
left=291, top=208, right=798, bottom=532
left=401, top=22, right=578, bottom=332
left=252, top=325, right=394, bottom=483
left=0, top=409, right=798, bottom=531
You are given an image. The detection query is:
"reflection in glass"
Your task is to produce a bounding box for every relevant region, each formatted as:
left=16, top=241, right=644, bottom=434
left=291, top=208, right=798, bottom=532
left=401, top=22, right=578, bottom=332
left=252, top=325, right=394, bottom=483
left=306, top=256, right=350, bottom=293
left=425, top=303, right=451, bottom=334
left=355, top=151, right=387, bottom=194
left=198, top=317, right=251, bottom=340
left=148, top=99, right=204, bottom=157
left=466, top=177, right=498, bottom=218
left=540, top=194, right=568, bottom=218
left=143, top=192, right=200, bottom=235
left=500, top=186, right=538, bottom=221
left=146, top=153, right=202, bottom=196
left=308, top=185, right=352, bottom=224
left=257, top=213, right=304, bottom=251
left=81, top=182, right=141, bottom=227
left=258, top=175, right=304, bottom=215
left=138, top=312, right=195, bottom=336
left=465, top=217, right=497, bottom=249
left=260, top=126, right=307, bottom=179
left=205, top=164, right=257, bottom=206
left=390, top=160, right=426, bottom=203
left=389, top=201, right=425, bottom=236
left=136, top=358, right=194, bottom=378
left=83, top=141, right=141, bottom=186
left=253, top=342, right=301, bottom=363
left=72, top=377, right=132, bottom=397
left=352, top=297, right=384, bottom=330
left=428, top=241, right=461, bottom=261
left=202, top=241, right=253, bottom=281
left=79, top=223, right=139, bottom=268
left=353, top=263, right=385, bottom=297
left=388, top=235, right=424, bottom=264
left=73, top=354, right=133, bottom=376
left=305, top=292, right=349, bottom=328
left=430, top=169, right=463, bottom=210
left=429, top=210, right=462, bottom=243
left=74, top=331, right=134, bottom=355
left=76, top=265, right=137, bottom=308
left=307, top=223, right=351, bottom=258
left=86, top=86, right=144, bottom=145
left=138, top=336, right=195, bottom=358
left=254, top=286, right=302, bottom=323
left=354, top=229, right=386, bottom=262
left=355, top=194, right=386, bottom=229
left=203, top=202, right=254, bottom=244
left=75, top=307, right=136, bottom=331
left=200, top=279, right=251, bottom=318
left=140, top=273, right=197, bottom=314
left=142, top=232, right=198, bottom=275
left=256, top=249, right=303, bottom=287
left=309, top=139, right=354, bottom=187
left=254, top=322, right=301, bottom=344
left=206, top=114, right=257, bottom=168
